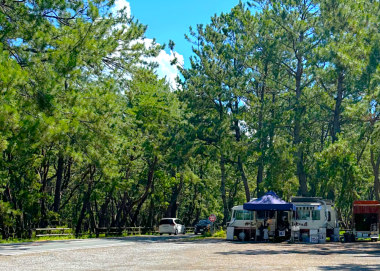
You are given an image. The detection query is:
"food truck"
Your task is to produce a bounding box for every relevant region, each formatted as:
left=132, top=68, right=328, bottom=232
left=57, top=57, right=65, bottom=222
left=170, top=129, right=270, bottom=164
left=227, top=192, right=294, bottom=241
left=352, top=200, right=380, bottom=242
left=226, top=204, right=257, bottom=241
left=226, top=193, right=340, bottom=243
left=290, top=197, right=340, bottom=242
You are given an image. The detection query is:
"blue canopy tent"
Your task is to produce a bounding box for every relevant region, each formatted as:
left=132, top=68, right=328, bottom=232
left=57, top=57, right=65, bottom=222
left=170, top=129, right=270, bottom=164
left=243, top=191, right=295, bottom=241
left=243, top=191, right=296, bottom=211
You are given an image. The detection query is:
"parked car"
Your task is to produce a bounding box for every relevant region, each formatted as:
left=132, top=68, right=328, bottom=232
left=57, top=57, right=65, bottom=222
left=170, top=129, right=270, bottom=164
left=194, top=219, right=212, bottom=235
left=159, top=218, right=186, bottom=235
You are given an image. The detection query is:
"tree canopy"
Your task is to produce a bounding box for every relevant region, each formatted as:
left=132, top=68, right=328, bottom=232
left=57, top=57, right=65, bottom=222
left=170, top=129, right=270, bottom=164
left=1, top=0, right=380, bottom=238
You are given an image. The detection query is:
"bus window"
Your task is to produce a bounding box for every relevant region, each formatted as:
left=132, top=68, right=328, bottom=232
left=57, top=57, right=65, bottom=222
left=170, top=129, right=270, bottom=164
left=328, top=211, right=331, bottom=222
left=234, top=210, right=244, bottom=220
left=234, top=210, right=253, bottom=220
left=244, top=211, right=254, bottom=220
left=296, top=208, right=310, bottom=220
left=312, top=210, right=320, bottom=220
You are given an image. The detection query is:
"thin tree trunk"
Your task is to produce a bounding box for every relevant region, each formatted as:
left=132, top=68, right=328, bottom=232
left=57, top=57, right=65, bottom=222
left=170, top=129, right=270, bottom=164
left=232, top=110, right=250, bottom=201
left=294, top=37, right=308, bottom=197
left=257, top=62, right=268, bottom=198
left=75, top=182, right=92, bottom=236
left=39, top=156, right=50, bottom=228
left=111, top=169, right=131, bottom=227
left=125, top=156, right=158, bottom=225
left=370, top=142, right=380, bottom=201
left=237, top=156, right=250, bottom=201
left=332, top=69, right=344, bottom=143
left=131, top=193, right=149, bottom=226
left=75, top=167, right=95, bottom=236
left=220, top=155, right=229, bottom=225
left=53, top=154, right=64, bottom=213
left=165, top=172, right=184, bottom=218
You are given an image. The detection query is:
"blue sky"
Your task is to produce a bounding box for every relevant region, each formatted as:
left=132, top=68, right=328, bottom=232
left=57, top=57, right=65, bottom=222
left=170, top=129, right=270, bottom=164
left=113, top=0, right=241, bottom=87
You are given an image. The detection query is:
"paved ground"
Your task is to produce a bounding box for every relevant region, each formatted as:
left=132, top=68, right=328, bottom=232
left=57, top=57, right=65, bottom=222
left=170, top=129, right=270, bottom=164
left=0, top=237, right=380, bottom=270
left=0, top=234, right=195, bottom=256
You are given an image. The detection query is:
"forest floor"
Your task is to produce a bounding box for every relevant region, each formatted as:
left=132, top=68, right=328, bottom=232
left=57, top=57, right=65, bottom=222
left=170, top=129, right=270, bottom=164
left=0, top=235, right=379, bottom=270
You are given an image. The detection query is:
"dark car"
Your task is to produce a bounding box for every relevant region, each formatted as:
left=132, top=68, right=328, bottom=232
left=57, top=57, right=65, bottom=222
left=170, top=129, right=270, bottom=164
left=194, top=219, right=212, bottom=234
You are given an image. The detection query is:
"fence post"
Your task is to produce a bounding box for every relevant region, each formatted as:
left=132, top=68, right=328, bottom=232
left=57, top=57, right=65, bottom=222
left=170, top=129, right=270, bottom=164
left=138, top=227, right=141, bottom=235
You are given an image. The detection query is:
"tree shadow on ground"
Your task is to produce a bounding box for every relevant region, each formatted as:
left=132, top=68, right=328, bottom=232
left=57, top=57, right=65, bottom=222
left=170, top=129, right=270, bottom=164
left=319, top=264, right=379, bottom=270
left=214, top=242, right=380, bottom=256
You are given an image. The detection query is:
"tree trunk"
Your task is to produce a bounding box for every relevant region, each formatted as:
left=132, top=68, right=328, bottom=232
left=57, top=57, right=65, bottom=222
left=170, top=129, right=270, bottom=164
left=370, top=144, right=380, bottom=201
left=39, top=159, right=50, bottom=228
left=332, top=69, right=344, bottom=142
left=75, top=181, right=93, bottom=236
left=165, top=172, right=184, bottom=217
left=75, top=167, right=95, bottom=236
left=232, top=112, right=250, bottom=202
left=256, top=62, right=268, bottom=198
left=125, top=156, right=158, bottom=225
left=237, top=156, right=250, bottom=201
left=294, top=40, right=308, bottom=197
left=220, top=155, right=229, bottom=225
left=147, top=197, right=155, bottom=227
left=256, top=161, right=264, bottom=198
left=53, top=154, right=64, bottom=213
left=131, top=192, right=149, bottom=226
left=111, top=169, right=131, bottom=227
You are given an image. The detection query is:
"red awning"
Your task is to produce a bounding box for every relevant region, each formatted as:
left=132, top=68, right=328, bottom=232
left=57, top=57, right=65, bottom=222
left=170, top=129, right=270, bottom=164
left=353, top=201, right=380, bottom=214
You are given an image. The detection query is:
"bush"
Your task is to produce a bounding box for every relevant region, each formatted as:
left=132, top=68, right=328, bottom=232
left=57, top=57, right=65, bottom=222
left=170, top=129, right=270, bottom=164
left=212, top=230, right=226, bottom=238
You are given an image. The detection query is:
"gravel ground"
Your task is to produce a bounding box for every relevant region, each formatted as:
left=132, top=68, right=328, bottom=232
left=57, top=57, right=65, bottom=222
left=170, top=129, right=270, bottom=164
left=1, top=238, right=379, bottom=270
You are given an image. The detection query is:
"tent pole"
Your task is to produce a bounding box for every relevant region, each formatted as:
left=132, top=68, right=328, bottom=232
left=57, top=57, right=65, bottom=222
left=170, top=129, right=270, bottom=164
left=255, top=212, right=257, bottom=242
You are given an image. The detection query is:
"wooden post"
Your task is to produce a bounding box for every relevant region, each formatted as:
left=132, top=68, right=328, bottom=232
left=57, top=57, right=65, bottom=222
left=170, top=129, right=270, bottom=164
left=138, top=226, right=141, bottom=235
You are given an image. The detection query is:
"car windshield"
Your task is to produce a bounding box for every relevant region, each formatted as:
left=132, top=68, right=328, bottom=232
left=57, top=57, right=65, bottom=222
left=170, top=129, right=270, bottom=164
left=160, top=219, right=173, bottom=224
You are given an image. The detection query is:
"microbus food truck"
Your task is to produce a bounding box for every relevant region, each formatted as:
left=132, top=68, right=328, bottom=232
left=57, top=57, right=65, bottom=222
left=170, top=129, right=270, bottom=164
left=352, top=200, right=380, bottom=242
left=227, top=193, right=340, bottom=242
left=290, top=197, right=340, bottom=242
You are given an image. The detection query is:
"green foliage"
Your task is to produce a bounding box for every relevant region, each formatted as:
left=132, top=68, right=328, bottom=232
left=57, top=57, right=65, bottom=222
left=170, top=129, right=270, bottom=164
left=2, top=0, right=380, bottom=239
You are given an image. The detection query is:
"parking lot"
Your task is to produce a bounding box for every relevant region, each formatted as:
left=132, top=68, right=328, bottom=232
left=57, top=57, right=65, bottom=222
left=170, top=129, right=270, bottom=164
left=0, top=236, right=379, bottom=270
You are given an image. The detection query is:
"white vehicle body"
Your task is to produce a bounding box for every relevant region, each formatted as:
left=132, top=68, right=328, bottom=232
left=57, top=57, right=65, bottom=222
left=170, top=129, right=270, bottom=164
left=158, top=218, right=185, bottom=235
left=227, top=203, right=283, bottom=240
left=226, top=197, right=339, bottom=241
left=290, top=197, right=340, bottom=239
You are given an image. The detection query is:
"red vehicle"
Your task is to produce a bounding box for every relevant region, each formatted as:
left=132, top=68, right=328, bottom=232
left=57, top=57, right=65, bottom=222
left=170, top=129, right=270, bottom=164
left=352, top=201, right=380, bottom=242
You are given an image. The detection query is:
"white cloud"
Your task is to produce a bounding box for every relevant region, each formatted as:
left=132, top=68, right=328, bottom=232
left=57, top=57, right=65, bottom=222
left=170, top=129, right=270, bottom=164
left=141, top=39, right=184, bottom=89
left=154, top=48, right=184, bottom=90
left=111, top=0, right=131, bottom=17
left=112, top=1, right=184, bottom=90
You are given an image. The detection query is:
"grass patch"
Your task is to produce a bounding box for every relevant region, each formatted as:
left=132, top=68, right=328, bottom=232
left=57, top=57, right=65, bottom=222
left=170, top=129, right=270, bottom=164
left=0, top=232, right=160, bottom=244
left=213, top=229, right=226, bottom=238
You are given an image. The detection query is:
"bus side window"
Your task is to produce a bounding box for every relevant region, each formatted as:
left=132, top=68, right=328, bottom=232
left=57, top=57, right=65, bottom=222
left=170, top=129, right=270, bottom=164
left=235, top=210, right=244, bottom=220
left=328, top=211, right=331, bottom=222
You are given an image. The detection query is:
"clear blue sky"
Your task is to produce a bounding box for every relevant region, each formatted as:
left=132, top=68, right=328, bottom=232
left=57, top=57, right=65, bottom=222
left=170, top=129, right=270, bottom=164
left=127, top=0, right=241, bottom=68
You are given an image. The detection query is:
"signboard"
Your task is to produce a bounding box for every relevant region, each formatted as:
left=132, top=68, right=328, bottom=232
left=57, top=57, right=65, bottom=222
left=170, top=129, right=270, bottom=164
left=209, top=214, right=216, bottom=222
left=279, top=231, right=285, bottom=237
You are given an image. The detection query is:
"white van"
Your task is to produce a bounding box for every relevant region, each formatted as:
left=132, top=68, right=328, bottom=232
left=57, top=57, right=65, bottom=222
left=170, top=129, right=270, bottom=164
left=159, top=218, right=186, bottom=235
